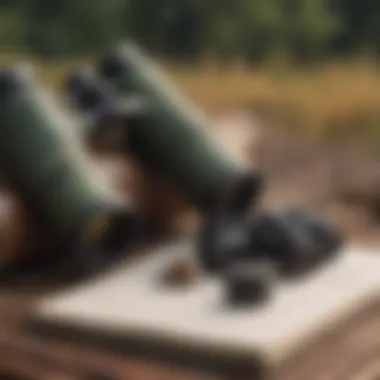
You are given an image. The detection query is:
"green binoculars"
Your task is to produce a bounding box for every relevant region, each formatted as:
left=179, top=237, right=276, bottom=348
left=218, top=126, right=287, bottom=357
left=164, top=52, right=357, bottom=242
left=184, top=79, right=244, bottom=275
left=0, top=66, right=141, bottom=275
left=65, top=42, right=263, bottom=216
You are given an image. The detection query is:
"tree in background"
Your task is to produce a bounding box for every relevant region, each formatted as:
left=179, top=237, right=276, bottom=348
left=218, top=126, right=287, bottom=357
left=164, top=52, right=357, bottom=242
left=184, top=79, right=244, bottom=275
left=332, top=0, right=380, bottom=54
left=0, top=0, right=373, bottom=63
left=283, top=0, right=341, bottom=60
left=21, top=0, right=126, bottom=58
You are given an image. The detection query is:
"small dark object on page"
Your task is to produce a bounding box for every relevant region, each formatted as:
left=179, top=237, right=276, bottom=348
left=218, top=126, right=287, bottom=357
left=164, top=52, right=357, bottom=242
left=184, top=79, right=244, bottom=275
left=223, top=259, right=275, bottom=307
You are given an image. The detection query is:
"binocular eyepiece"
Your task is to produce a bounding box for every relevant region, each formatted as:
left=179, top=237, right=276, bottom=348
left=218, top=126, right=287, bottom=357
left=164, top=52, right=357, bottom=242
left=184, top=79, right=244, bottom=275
left=0, top=65, right=35, bottom=100
left=65, top=70, right=113, bottom=115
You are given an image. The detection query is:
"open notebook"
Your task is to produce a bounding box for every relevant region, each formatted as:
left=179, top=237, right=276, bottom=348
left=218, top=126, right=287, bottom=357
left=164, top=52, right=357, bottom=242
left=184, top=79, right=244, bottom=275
left=28, top=240, right=380, bottom=376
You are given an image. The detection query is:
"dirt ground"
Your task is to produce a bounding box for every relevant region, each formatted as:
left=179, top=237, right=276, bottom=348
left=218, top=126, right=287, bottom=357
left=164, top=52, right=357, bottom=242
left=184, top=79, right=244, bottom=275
left=258, top=125, right=380, bottom=244
left=1, top=117, right=380, bottom=380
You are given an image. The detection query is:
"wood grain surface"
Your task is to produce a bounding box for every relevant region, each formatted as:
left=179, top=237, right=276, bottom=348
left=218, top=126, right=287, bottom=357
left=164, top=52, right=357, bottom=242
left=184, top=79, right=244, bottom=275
left=0, top=299, right=379, bottom=380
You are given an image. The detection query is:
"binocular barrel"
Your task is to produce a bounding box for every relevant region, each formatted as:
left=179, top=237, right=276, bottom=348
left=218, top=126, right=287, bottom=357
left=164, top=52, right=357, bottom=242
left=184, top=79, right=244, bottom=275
left=0, top=67, right=141, bottom=273
left=93, top=43, right=262, bottom=214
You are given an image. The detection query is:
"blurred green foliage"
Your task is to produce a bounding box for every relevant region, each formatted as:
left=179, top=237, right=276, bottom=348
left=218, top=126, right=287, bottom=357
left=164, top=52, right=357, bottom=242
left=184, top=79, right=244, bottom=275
left=0, top=0, right=376, bottom=62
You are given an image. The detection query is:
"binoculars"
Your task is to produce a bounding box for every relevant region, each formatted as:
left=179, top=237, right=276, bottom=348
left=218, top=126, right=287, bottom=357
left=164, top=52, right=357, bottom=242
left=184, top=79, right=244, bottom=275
left=66, top=43, right=263, bottom=215
left=0, top=66, right=141, bottom=278
left=0, top=43, right=343, bottom=307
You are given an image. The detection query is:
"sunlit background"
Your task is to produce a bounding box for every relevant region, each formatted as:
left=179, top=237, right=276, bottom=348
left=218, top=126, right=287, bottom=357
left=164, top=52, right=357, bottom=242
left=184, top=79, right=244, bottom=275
left=0, top=0, right=380, bottom=142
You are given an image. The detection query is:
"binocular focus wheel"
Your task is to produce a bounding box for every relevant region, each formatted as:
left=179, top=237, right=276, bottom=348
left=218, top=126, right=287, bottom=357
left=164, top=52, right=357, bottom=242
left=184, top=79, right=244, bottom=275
left=223, top=259, right=275, bottom=308
left=197, top=213, right=252, bottom=273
